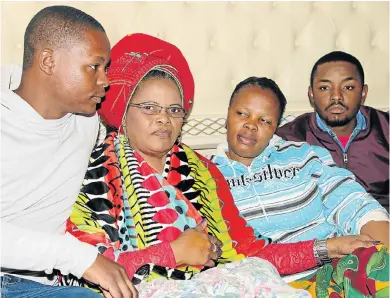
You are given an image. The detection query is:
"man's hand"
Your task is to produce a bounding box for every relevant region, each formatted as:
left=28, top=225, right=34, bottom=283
left=326, top=234, right=379, bottom=258
left=82, top=254, right=138, bottom=298
left=170, top=219, right=223, bottom=267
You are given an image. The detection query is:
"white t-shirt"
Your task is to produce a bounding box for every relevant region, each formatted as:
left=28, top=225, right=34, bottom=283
left=1, top=66, right=100, bottom=284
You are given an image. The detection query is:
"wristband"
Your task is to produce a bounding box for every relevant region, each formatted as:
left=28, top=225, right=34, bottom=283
left=314, top=239, right=332, bottom=265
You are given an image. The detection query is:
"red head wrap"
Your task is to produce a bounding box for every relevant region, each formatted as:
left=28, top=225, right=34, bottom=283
left=99, top=33, right=195, bottom=130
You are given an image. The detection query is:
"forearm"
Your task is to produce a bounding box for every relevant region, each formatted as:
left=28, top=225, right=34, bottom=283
left=102, top=242, right=176, bottom=278
left=317, top=150, right=387, bottom=237
left=1, top=222, right=97, bottom=278
left=360, top=221, right=389, bottom=246
left=255, top=240, right=317, bottom=275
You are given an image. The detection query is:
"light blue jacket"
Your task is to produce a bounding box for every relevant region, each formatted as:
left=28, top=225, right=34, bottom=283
left=210, top=136, right=388, bottom=243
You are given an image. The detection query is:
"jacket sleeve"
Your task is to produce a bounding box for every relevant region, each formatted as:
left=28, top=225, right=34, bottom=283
left=311, top=145, right=389, bottom=235
left=102, top=242, right=176, bottom=278
left=257, top=240, right=317, bottom=275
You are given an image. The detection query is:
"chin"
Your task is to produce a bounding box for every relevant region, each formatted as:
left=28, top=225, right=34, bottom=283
left=73, top=105, right=97, bottom=116
left=233, top=146, right=257, bottom=159
left=150, top=144, right=175, bottom=155
left=236, top=141, right=257, bottom=151
left=74, top=110, right=96, bottom=117
left=325, top=116, right=353, bottom=127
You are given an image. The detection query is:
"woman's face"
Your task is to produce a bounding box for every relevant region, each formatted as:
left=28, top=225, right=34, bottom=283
left=226, top=86, right=280, bottom=166
left=125, top=77, right=184, bottom=159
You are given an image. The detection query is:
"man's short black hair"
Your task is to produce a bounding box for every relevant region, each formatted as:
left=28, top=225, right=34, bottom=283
left=310, top=51, right=365, bottom=87
left=23, top=5, right=105, bottom=70
left=229, top=77, right=287, bottom=126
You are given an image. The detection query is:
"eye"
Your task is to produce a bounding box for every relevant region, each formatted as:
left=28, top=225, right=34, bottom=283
left=344, top=85, right=354, bottom=91
left=237, top=111, right=248, bottom=117
left=168, top=107, right=183, bottom=113
left=142, top=104, right=159, bottom=111
left=319, top=86, right=329, bottom=91
left=89, top=64, right=99, bottom=71
left=259, top=118, right=272, bottom=125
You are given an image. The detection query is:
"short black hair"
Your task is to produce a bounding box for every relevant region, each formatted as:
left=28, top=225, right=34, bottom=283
left=229, top=77, right=287, bottom=125
left=23, top=5, right=105, bottom=70
left=310, top=51, right=365, bottom=87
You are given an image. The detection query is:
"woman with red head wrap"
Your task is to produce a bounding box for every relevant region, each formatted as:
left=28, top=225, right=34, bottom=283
left=63, top=34, right=332, bottom=296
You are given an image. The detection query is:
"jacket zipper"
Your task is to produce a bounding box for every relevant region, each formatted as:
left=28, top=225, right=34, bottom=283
left=343, top=153, right=348, bottom=165
left=330, top=132, right=349, bottom=168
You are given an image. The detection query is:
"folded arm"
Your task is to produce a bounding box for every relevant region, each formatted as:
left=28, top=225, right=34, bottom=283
left=313, top=146, right=389, bottom=243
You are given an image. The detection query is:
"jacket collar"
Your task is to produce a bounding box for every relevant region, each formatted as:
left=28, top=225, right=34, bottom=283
left=315, top=110, right=366, bottom=134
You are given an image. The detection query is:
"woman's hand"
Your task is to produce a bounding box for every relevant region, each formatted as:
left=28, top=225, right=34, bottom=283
left=326, top=234, right=380, bottom=258
left=83, top=254, right=138, bottom=298
left=170, top=219, right=223, bottom=267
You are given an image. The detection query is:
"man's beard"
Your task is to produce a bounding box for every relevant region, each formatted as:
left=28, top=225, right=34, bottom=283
left=317, top=101, right=360, bottom=128
left=323, top=115, right=354, bottom=127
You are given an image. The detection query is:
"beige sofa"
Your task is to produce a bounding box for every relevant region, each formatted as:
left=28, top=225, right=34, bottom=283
left=2, top=1, right=389, bottom=155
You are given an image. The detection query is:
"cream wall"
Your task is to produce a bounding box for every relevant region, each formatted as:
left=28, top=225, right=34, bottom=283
left=1, top=1, right=389, bottom=149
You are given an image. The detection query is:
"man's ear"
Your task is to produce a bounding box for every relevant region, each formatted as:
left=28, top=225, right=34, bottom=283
left=361, top=84, right=368, bottom=105
left=38, top=49, right=55, bottom=75
left=308, top=86, right=315, bottom=108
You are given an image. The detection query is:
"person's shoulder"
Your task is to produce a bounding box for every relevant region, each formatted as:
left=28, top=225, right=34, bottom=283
left=273, top=136, right=310, bottom=151
left=1, top=64, right=23, bottom=108
left=279, top=112, right=313, bottom=128
left=1, top=64, right=22, bottom=90
left=276, top=112, right=314, bottom=141
left=274, top=137, right=333, bottom=163
left=362, top=105, right=389, bottom=121
left=0, top=86, right=25, bottom=113
left=280, top=137, right=332, bottom=160
left=0, top=86, right=15, bottom=104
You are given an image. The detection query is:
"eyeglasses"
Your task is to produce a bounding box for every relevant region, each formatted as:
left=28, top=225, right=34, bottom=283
left=129, top=103, right=187, bottom=118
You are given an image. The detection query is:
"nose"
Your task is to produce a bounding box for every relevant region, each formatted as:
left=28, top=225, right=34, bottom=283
left=243, top=118, right=258, bottom=131
left=97, top=70, right=109, bottom=88
left=330, top=87, right=343, bottom=102
left=155, top=109, right=171, bottom=125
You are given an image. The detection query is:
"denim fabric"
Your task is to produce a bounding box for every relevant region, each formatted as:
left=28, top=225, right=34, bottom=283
left=0, top=274, right=100, bottom=298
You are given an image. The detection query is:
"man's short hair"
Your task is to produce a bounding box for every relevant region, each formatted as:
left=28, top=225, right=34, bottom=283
left=229, top=77, right=287, bottom=126
left=310, top=51, right=365, bottom=87
left=23, top=5, right=105, bottom=70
